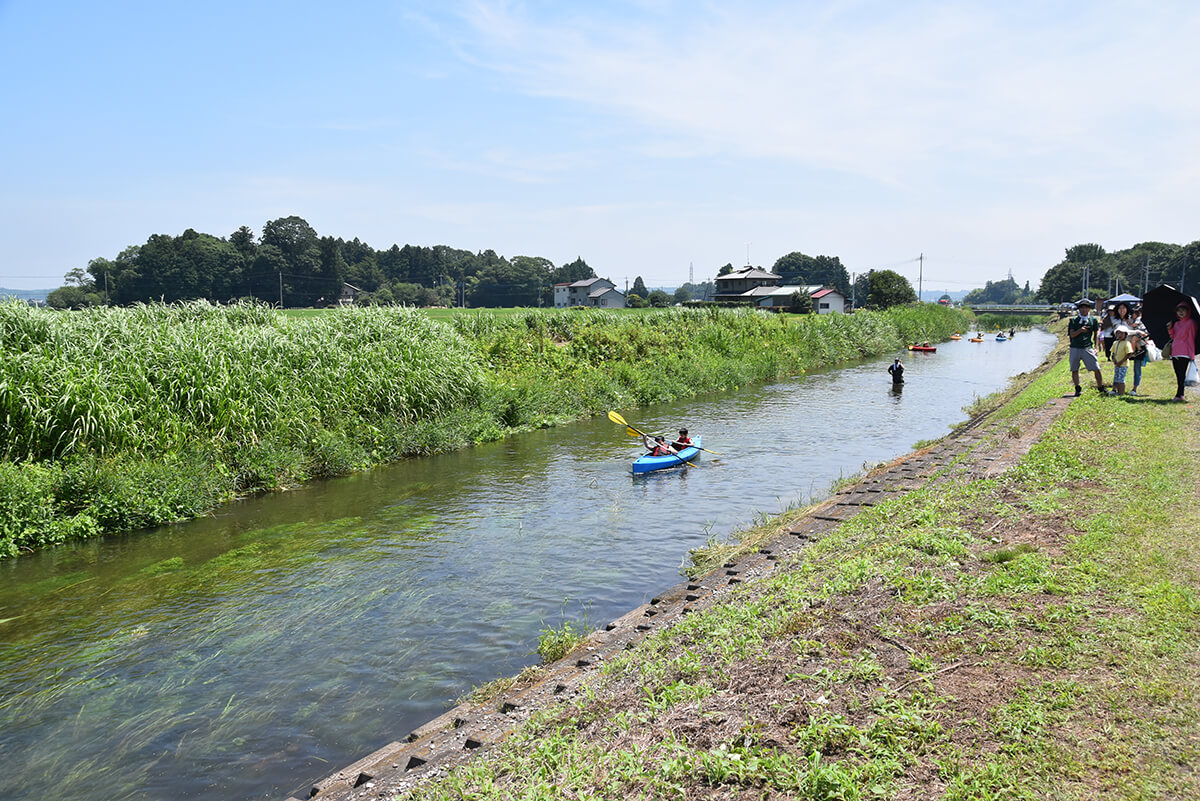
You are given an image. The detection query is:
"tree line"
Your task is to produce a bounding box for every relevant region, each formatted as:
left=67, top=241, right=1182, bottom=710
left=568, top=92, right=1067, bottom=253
left=1034, top=241, right=1200, bottom=304
left=48, top=216, right=606, bottom=310
left=55, top=217, right=1186, bottom=312
left=45, top=218, right=913, bottom=311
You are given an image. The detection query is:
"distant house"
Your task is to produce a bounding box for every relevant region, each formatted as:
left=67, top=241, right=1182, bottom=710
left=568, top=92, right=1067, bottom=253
left=554, top=277, right=627, bottom=308
left=339, top=283, right=362, bottom=306
left=750, top=284, right=823, bottom=309
left=713, top=266, right=781, bottom=302
left=809, top=287, right=846, bottom=315
left=715, top=268, right=846, bottom=314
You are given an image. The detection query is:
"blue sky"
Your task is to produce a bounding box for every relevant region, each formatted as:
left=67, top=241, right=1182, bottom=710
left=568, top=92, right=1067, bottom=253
left=2, top=1, right=1198, bottom=293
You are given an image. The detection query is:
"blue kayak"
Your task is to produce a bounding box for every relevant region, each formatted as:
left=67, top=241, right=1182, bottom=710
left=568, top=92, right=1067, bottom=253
left=632, top=436, right=702, bottom=474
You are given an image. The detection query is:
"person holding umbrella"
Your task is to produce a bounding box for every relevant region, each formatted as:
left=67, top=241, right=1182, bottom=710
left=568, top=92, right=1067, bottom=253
left=1167, top=302, right=1198, bottom=402
left=1068, top=298, right=1105, bottom=397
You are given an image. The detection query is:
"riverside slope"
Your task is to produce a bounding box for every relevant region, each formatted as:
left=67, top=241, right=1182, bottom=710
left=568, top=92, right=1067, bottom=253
left=296, top=326, right=1200, bottom=801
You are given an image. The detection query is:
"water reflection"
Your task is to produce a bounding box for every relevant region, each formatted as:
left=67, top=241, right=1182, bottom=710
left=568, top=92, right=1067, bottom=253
left=0, top=328, right=1057, bottom=801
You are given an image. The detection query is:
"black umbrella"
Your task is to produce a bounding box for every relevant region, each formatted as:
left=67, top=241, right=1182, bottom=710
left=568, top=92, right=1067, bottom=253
left=1141, top=284, right=1200, bottom=351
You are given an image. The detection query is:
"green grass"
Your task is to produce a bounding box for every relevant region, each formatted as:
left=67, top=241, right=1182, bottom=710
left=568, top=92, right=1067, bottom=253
left=391, top=344, right=1200, bottom=800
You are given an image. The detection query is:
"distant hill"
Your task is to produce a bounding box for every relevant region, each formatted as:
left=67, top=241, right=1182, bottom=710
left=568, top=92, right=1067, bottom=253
left=0, top=287, right=51, bottom=302
left=920, top=289, right=972, bottom=303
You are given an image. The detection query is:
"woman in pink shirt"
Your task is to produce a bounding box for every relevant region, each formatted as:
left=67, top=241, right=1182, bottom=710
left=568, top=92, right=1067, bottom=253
left=1167, top=302, right=1198, bottom=402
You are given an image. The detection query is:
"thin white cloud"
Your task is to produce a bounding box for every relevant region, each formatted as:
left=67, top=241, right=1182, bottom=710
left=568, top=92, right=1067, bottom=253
left=452, top=1, right=1200, bottom=188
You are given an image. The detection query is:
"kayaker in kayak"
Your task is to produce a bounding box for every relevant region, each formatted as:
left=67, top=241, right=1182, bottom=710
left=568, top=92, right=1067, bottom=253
left=642, top=434, right=677, bottom=457
left=671, top=428, right=692, bottom=450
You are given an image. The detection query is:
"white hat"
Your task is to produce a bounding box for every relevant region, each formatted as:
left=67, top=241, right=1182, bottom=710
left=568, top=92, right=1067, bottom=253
left=1114, top=325, right=1134, bottom=335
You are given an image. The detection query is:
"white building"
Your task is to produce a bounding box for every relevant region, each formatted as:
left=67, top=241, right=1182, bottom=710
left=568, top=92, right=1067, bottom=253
left=746, top=284, right=846, bottom=314
left=809, top=287, right=847, bottom=314
left=554, top=277, right=627, bottom=308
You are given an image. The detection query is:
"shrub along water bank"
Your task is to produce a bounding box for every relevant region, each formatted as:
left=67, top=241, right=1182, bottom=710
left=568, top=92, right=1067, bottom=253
left=0, top=301, right=972, bottom=556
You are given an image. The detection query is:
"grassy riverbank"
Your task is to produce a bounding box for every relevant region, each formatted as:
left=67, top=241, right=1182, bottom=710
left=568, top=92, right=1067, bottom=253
left=392, top=344, right=1200, bottom=799
left=0, top=301, right=970, bottom=556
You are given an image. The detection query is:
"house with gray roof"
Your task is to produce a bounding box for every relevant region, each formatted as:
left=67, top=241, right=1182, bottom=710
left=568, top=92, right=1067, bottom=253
left=554, top=277, right=627, bottom=308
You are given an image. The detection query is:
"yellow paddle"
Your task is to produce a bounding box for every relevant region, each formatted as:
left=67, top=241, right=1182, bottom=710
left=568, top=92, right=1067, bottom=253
left=607, top=411, right=697, bottom=467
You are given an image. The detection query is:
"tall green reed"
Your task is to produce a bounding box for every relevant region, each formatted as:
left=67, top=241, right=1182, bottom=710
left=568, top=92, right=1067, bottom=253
left=1, top=301, right=973, bottom=555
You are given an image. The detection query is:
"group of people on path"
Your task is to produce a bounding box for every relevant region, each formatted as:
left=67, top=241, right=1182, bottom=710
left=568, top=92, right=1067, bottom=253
left=1068, top=297, right=1198, bottom=401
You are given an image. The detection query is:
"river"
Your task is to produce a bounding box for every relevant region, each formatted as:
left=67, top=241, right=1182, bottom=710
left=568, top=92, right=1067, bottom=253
left=0, top=327, right=1055, bottom=801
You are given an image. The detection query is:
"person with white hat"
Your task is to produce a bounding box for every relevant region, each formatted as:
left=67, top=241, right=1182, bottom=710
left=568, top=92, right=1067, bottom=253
left=1068, top=299, right=1105, bottom=396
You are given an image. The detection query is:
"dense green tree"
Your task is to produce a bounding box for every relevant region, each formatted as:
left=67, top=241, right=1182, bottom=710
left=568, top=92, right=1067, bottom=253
left=1033, top=241, right=1191, bottom=303
left=247, top=244, right=287, bottom=305
left=963, top=277, right=1032, bottom=305
left=377, top=245, right=409, bottom=284
left=673, top=286, right=692, bottom=303
left=178, top=233, right=245, bottom=300
left=788, top=290, right=813, bottom=314
left=679, top=281, right=714, bottom=301
left=632, top=276, right=648, bottom=297
left=1065, top=243, right=1106, bottom=263
left=648, top=289, right=671, bottom=307
left=346, top=260, right=385, bottom=292
left=469, top=255, right=547, bottom=307
left=772, top=252, right=851, bottom=295
left=865, top=269, right=917, bottom=309
left=626, top=293, right=648, bottom=308
left=229, top=226, right=257, bottom=260
left=313, top=236, right=348, bottom=305
left=260, top=217, right=327, bottom=305
left=552, top=258, right=594, bottom=284
left=339, top=237, right=374, bottom=268
left=390, top=282, right=440, bottom=306
left=46, top=285, right=103, bottom=309
left=717, top=263, right=734, bottom=276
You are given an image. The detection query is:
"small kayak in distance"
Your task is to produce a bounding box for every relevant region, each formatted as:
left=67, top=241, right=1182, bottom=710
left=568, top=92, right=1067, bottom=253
left=633, top=436, right=702, bottom=474
left=969, top=337, right=983, bottom=342
left=949, top=334, right=962, bottom=340
left=908, top=345, right=937, bottom=352
left=995, top=334, right=1008, bottom=341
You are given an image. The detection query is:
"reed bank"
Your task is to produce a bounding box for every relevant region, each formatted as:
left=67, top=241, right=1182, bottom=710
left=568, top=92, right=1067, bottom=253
left=0, top=301, right=972, bottom=556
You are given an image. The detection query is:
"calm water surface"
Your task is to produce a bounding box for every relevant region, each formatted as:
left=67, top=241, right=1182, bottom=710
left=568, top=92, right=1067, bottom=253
left=0, top=329, right=1055, bottom=801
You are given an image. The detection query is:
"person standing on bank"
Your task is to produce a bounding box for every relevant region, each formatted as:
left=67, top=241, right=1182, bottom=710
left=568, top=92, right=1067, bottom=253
left=1068, top=298, right=1105, bottom=397
left=1110, top=325, right=1132, bottom=396
left=888, top=358, right=905, bottom=384
left=1167, top=302, right=1198, bottom=402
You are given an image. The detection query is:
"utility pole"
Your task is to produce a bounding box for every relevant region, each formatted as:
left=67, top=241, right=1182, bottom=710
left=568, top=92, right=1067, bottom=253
left=1182, top=252, right=1189, bottom=293
left=103, top=272, right=109, bottom=305
left=689, top=261, right=693, bottom=285
left=278, top=270, right=284, bottom=308
left=1144, top=254, right=1150, bottom=297
left=918, top=253, right=923, bottom=302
